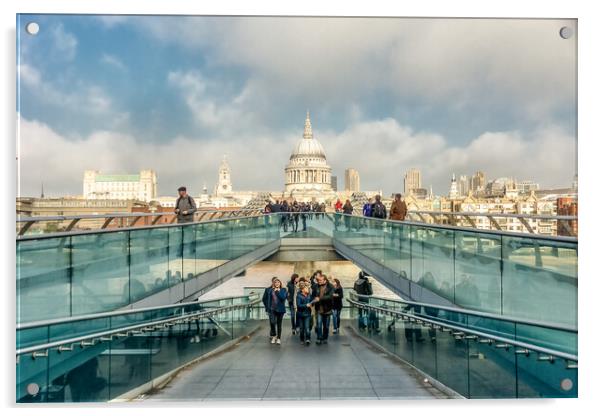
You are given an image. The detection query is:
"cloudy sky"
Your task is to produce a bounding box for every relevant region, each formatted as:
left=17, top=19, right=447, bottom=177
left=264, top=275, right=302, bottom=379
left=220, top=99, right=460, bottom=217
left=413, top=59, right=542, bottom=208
left=17, top=15, right=577, bottom=197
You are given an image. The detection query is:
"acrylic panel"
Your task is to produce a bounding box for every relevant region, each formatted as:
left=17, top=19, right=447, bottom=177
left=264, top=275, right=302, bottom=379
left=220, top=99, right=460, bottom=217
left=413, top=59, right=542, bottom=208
left=16, top=14, right=577, bottom=403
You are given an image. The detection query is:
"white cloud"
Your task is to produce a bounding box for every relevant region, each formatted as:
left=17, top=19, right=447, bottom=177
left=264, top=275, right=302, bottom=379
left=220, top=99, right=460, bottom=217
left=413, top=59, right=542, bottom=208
left=51, top=23, right=78, bottom=61
left=100, top=53, right=127, bottom=71
left=167, top=70, right=258, bottom=134
left=18, top=62, right=128, bottom=123
left=17, top=116, right=575, bottom=198
left=17, top=117, right=296, bottom=198
left=323, top=120, right=575, bottom=193
left=96, top=15, right=130, bottom=28
left=18, top=64, right=41, bottom=86
left=135, top=17, right=576, bottom=122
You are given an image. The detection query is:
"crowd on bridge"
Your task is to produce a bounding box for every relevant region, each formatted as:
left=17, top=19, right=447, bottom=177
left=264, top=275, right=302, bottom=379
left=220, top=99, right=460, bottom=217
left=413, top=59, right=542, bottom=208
left=263, top=193, right=410, bottom=233
left=262, top=270, right=382, bottom=346
left=263, top=200, right=326, bottom=232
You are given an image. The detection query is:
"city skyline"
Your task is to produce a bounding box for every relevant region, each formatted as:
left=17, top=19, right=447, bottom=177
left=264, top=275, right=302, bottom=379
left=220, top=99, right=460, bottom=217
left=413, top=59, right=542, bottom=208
left=17, top=15, right=577, bottom=197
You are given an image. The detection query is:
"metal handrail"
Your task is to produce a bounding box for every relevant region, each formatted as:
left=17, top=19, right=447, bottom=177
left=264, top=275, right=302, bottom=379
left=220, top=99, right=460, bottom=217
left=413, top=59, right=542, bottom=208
left=408, top=210, right=577, bottom=221
left=16, top=208, right=264, bottom=237
left=348, top=291, right=577, bottom=333
left=16, top=298, right=261, bottom=357
left=16, top=211, right=269, bottom=241
left=17, top=293, right=260, bottom=330
left=332, top=212, right=578, bottom=243
left=16, top=209, right=262, bottom=223
left=347, top=297, right=578, bottom=363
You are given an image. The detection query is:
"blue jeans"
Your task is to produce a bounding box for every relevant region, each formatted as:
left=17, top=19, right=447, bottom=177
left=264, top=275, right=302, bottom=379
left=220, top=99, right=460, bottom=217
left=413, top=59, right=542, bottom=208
left=298, top=314, right=311, bottom=342
left=316, top=313, right=331, bottom=341
left=332, top=308, right=342, bottom=330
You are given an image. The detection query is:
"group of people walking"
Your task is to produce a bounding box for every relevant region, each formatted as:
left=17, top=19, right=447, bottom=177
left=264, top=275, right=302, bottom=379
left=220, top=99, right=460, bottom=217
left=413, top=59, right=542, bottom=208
left=333, top=193, right=407, bottom=222
left=262, top=271, right=344, bottom=346
left=332, top=193, right=408, bottom=231
left=264, top=200, right=327, bottom=232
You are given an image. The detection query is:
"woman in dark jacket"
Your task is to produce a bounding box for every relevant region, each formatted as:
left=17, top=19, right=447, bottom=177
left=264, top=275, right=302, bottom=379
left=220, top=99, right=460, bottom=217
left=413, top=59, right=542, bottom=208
left=262, top=277, right=287, bottom=345
left=332, top=278, right=344, bottom=334
left=343, top=200, right=354, bottom=231
left=286, top=273, right=300, bottom=335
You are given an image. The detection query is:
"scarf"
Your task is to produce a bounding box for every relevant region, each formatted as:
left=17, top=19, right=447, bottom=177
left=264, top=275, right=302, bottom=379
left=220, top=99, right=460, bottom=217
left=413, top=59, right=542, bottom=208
left=271, top=289, right=279, bottom=310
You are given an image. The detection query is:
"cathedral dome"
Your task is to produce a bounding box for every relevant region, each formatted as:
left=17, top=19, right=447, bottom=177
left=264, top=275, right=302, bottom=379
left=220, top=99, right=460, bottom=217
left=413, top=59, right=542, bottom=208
left=291, top=138, right=326, bottom=159
left=290, top=111, right=326, bottom=160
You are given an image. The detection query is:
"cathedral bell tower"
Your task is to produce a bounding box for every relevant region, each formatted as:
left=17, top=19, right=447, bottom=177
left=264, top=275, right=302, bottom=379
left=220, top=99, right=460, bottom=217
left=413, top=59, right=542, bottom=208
left=215, top=155, right=233, bottom=196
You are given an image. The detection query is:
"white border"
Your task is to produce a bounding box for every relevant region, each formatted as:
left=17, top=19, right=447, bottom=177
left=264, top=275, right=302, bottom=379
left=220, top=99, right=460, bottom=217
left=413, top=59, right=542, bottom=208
left=2, top=1, right=600, bottom=415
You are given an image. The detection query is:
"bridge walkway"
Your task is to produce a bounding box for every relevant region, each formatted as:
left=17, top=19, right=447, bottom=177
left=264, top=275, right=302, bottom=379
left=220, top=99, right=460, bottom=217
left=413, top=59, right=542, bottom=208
left=143, top=322, right=449, bottom=401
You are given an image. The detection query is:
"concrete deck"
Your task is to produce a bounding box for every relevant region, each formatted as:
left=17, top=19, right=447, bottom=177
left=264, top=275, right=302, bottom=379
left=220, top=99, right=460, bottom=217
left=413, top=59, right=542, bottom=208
left=142, top=322, right=449, bottom=401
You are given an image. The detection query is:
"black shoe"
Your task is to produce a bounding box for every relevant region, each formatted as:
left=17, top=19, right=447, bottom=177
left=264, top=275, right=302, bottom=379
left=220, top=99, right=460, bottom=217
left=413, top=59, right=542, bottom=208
left=305, top=340, right=311, bottom=346
left=316, top=340, right=322, bottom=345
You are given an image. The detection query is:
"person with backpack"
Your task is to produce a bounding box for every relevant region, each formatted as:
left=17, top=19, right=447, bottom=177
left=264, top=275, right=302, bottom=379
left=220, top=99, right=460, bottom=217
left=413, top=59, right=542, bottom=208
left=272, top=200, right=282, bottom=213
left=174, top=186, right=197, bottom=223
left=262, top=277, right=288, bottom=345
left=371, top=194, right=387, bottom=219
left=353, top=271, right=373, bottom=330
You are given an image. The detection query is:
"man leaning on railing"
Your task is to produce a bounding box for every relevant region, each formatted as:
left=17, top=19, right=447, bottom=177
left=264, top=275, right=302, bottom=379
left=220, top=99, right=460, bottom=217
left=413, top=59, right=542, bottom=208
left=174, top=186, right=197, bottom=224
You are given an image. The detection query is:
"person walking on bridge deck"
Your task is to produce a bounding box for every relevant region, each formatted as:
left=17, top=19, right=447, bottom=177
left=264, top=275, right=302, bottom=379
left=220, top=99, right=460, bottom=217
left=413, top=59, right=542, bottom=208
left=174, top=186, right=197, bottom=224
left=343, top=199, right=354, bottom=231
left=371, top=194, right=387, bottom=220
left=296, top=281, right=315, bottom=346
left=281, top=200, right=290, bottom=232
left=262, top=277, right=288, bottom=345
left=286, top=273, right=300, bottom=335
left=313, top=273, right=334, bottom=345
left=332, top=278, right=344, bottom=334
left=353, top=271, right=373, bottom=330
left=291, top=201, right=300, bottom=232
left=263, top=200, right=272, bottom=226
left=390, top=193, right=408, bottom=221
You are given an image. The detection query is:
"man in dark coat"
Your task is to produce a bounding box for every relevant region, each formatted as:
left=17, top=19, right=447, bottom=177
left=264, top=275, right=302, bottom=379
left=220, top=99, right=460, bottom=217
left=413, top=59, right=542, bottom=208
left=312, top=273, right=334, bottom=344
